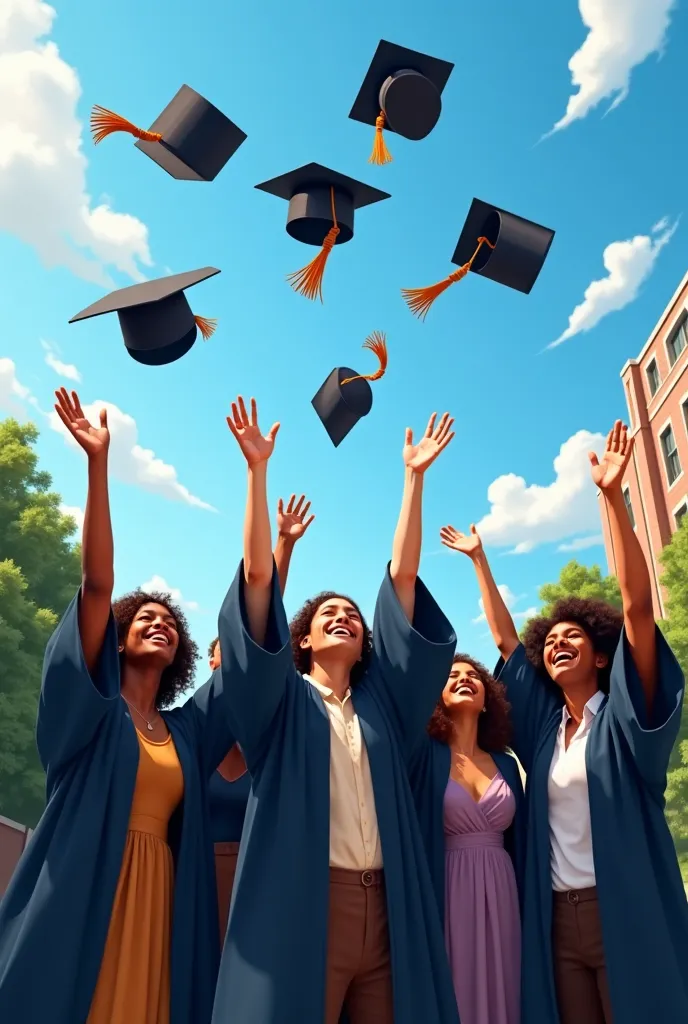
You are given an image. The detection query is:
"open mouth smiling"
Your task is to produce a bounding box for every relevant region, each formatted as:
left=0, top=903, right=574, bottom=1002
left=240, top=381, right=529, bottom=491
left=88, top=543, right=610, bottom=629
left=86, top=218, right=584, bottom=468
left=146, top=630, right=170, bottom=646
left=327, top=625, right=355, bottom=638
left=451, top=681, right=477, bottom=696
left=552, top=650, right=575, bottom=667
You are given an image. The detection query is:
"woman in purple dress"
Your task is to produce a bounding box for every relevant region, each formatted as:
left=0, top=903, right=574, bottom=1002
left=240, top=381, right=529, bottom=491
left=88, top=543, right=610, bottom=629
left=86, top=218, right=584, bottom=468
left=410, top=654, right=525, bottom=1024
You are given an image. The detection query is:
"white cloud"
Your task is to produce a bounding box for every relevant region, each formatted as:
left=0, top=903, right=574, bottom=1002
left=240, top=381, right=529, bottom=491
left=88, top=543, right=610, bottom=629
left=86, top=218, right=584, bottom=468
left=41, top=339, right=81, bottom=382
left=545, top=0, right=676, bottom=136
left=548, top=220, right=677, bottom=349
left=473, top=585, right=536, bottom=624
left=0, top=0, right=153, bottom=285
left=60, top=503, right=84, bottom=530
left=140, top=574, right=199, bottom=612
left=49, top=399, right=215, bottom=511
left=514, top=606, right=538, bottom=621
left=558, top=533, right=604, bottom=552
left=0, top=357, right=32, bottom=417
left=476, top=430, right=607, bottom=553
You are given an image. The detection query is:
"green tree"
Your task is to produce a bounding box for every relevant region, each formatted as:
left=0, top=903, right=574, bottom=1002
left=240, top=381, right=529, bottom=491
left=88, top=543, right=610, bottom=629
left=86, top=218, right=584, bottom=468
left=0, top=418, right=81, bottom=826
left=538, top=560, right=623, bottom=616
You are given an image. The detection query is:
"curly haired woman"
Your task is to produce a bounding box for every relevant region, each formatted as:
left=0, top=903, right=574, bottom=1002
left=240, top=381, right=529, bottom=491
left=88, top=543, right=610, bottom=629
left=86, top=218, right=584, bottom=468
left=212, top=395, right=460, bottom=1024
left=0, top=389, right=236, bottom=1024
left=441, top=421, right=688, bottom=1024
left=409, top=655, right=525, bottom=1024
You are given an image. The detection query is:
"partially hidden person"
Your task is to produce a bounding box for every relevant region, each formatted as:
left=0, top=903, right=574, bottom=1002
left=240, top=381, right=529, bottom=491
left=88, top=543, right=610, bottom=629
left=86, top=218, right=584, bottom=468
left=441, top=420, right=688, bottom=1024
left=409, top=652, right=525, bottom=1024
left=208, top=494, right=315, bottom=939
left=0, top=388, right=235, bottom=1024
left=211, top=395, right=460, bottom=1024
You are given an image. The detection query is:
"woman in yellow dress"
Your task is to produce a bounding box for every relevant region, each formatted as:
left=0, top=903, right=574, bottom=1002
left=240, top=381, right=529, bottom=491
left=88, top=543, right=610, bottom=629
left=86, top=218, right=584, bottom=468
left=0, top=388, right=234, bottom=1024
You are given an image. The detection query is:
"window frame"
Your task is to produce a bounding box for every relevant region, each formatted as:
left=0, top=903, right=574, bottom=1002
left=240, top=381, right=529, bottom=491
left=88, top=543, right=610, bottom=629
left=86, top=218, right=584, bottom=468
left=646, top=357, right=661, bottom=397
left=667, top=315, right=688, bottom=368
left=659, top=419, right=683, bottom=489
left=622, top=484, right=636, bottom=529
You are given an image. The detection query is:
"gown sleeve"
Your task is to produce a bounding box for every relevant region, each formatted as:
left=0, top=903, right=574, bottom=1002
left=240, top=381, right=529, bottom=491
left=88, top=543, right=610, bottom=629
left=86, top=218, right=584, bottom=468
left=179, top=667, right=239, bottom=778
left=370, top=566, right=456, bottom=753
left=216, top=559, right=293, bottom=767
left=494, top=644, right=562, bottom=773
left=36, top=588, right=121, bottom=773
left=607, top=625, right=685, bottom=792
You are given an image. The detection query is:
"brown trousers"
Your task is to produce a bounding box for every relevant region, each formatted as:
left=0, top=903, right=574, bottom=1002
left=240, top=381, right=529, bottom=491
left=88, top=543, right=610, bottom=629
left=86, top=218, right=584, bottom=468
left=552, top=888, right=613, bottom=1024
left=325, top=868, right=394, bottom=1024
left=214, top=841, right=240, bottom=942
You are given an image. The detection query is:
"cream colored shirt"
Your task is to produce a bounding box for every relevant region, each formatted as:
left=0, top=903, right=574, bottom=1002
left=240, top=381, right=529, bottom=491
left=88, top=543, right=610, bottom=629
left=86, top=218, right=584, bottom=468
left=305, top=674, right=382, bottom=870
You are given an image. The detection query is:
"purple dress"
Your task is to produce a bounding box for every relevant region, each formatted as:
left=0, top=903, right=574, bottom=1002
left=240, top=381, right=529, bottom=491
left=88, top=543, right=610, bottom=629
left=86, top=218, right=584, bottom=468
left=444, top=772, right=521, bottom=1024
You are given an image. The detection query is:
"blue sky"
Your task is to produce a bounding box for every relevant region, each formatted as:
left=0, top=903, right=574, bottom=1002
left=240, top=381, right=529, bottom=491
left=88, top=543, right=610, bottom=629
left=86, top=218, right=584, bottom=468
left=0, top=0, right=685, bottom=681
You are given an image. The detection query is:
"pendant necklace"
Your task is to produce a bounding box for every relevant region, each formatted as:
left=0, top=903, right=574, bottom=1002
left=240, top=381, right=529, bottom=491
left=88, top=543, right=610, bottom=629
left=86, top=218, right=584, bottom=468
left=123, top=698, right=156, bottom=731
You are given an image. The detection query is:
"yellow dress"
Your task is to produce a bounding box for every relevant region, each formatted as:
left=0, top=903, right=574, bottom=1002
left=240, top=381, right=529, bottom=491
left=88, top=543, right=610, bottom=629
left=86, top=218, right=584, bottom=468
left=87, top=729, right=185, bottom=1024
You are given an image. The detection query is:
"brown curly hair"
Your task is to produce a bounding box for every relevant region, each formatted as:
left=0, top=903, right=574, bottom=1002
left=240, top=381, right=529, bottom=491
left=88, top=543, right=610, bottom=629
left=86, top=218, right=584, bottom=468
left=522, top=596, right=623, bottom=694
left=112, top=590, right=200, bottom=709
left=208, top=636, right=219, bottom=659
left=289, top=591, right=372, bottom=685
left=427, top=654, right=512, bottom=752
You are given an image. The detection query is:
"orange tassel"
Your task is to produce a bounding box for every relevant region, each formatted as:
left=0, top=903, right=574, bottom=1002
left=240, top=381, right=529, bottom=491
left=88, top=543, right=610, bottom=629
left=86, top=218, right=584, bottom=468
left=369, top=112, right=393, bottom=166
left=286, top=187, right=340, bottom=302
left=90, top=105, right=163, bottom=145
left=341, top=332, right=388, bottom=385
left=194, top=316, right=217, bottom=340
left=401, top=236, right=496, bottom=320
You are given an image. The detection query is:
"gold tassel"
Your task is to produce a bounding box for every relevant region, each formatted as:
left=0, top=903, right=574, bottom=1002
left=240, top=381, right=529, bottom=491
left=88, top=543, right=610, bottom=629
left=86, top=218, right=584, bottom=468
left=90, top=105, right=163, bottom=145
left=341, top=332, right=388, bottom=384
left=368, top=112, right=393, bottom=166
left=286, top=187, right=340, bottom=302
left=401, top=237, right=496, bottom=320
left=194, top=316, right=217, bottom=340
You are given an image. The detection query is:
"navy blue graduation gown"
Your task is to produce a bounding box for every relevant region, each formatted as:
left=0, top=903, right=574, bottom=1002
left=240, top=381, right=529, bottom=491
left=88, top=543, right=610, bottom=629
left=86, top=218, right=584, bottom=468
left=212, top=561, right=459, bottom=1024
left=208, top=770, right=251, bottom=843
left=496, top=630, right=688, bottom=1023
left=0, top=590, right=236, bottom=1024
left=408, top=740, right=526, bottom=929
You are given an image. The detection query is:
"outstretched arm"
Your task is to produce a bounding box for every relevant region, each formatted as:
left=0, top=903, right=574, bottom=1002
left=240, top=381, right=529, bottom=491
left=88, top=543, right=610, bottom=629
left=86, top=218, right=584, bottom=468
left=54, top=388, right=113, bottom=672
left=440, top=524, right=520, bottom=661
left=274, top=493, right=315, bottom=595
left=391, top=412, right=455, bottom=621
left=226, top=396, right=280, bottom=647
left=591, top=421, right=657, bottom=711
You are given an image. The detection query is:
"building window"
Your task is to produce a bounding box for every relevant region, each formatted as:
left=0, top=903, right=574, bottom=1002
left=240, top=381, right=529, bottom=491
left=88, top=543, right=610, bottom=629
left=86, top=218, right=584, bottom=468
left=683, top=397, right=688, bottom=437
left=675, top=503, right=687, bottom=528
left=660, top=424, right=682, bottom=486
left=622, top=486, right=635, bottom=529
left=646, top=359, right=660, bottom=397
left=625, top=380, right=634, bottom=427
left=667, top=317, right=688, bottom=367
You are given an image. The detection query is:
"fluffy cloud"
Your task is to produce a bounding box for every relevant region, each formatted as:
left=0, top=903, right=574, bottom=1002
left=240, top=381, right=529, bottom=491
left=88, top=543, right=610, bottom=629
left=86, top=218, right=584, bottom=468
left=0, top=0, right=153, bottom=285
left=49, top=399, right=215, bottom=511
left=60, top=503, right=84, bottom=530
left=558, top=534, right=604, bottom=552
left=41, top=339, right=81, bottom=382
left=473, top=585, right=536, bottom=624
left=476, top=430, right=607, bottom=553
left=0, top=357, right=32, bottom=417
left=548, top=220, right=677, bottom=349
left=545, top=0, right=676, bottom=136
left=140, top=574, right=199, bottom=612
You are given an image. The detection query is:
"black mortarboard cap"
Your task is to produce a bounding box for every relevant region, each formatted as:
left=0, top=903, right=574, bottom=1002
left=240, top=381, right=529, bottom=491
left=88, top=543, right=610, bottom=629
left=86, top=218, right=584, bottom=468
left=69, top=268, right=220, bottom=366
left=91, top=85, right=246, bottom=182
left=312, top=333, right=388, bottom=446
left=349, top=40, right=454, bottom=164
left=255, top=164, right=390, bottom=301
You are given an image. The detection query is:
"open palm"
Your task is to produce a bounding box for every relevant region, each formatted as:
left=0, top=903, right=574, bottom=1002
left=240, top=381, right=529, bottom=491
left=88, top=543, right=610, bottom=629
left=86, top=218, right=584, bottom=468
left=277, top=494, right=315, bottom=541
left=440, top=524, right=483, bottom=558
left=589, top=420, right=633, bottom=493
left=54, top=387, right=109, bottom=458
left=403, top=412, right=455, bottom=473
left=226, top=396, right=280, bottom=466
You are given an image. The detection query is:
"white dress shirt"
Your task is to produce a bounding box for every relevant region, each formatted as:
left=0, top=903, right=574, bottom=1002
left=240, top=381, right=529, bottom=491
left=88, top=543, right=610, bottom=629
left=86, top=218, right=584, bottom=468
left=548, top=690, right=606, bottom=891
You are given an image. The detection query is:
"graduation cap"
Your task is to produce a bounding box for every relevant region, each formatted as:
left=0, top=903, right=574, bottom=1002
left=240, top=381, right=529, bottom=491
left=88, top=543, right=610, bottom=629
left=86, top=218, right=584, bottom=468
left=69, top=268, right=220, bottom=366
left=255, top=163, right=391, bottom=301
left=402, top=198, right=555, bottom=320
left=312, top=332, right=388, bottom=447
left=90, top=85, right=246, bottom=182
left=349, top=40, right=454, bottom=166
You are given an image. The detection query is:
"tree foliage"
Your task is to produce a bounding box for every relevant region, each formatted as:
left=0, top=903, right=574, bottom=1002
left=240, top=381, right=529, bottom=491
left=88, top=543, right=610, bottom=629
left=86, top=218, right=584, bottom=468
left=538, top=561, right=623, bottom=616
left=0, top=418, right=81, bottom=826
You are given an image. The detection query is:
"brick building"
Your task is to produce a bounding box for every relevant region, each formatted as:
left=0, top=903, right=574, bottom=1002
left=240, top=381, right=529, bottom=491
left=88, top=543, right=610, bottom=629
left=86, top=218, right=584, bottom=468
left=0, top=814, right=32, bottom=896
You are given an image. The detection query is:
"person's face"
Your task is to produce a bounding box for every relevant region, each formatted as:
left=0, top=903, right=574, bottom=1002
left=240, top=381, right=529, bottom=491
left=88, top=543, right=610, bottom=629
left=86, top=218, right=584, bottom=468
left=120, top=602, right=179, bottom=669
left=442, top=661, right=486, bottom=715
left=209, top=640, right=221, bottom=671
left=299, top=597, right=364, bottom=667
left=543, top=620, right=607, bottom=689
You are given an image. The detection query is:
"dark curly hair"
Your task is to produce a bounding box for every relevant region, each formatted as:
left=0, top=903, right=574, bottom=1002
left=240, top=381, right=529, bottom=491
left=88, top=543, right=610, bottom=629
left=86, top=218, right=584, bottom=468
left=522, top=596, right=623, bottom=694
left=208, top=636, right=219, bottom=659
left=112, top=590, right=200, bottom=709
left=427, top=654, right=512, bottom=752
left=289, top=591, right=372, bottom=686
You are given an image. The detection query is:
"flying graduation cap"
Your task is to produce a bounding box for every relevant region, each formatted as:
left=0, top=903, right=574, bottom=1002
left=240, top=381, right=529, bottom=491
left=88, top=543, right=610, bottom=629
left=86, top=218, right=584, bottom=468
left=312, top=332, right=388, bottom=447
left=90, top=85, right=246, bottom=182
left=402, top=198, right=556, bottom=320
left=255, top=163, right=390, bottom=302
left=69, top=268, right=220, bottom=366
left=349, top=40, right=454, bottom=166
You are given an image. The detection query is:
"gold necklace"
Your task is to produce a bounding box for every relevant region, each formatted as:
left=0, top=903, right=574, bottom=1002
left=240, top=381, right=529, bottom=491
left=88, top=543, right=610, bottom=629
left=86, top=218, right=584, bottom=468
left=123, top=698, right=157, bottom=732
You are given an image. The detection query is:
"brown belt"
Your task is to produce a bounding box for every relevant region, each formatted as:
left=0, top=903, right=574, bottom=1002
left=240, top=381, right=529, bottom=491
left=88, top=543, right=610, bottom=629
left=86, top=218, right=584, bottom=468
left=329, top=867, right=384, bottom=888
left=553, top=886, right=598, bottom=906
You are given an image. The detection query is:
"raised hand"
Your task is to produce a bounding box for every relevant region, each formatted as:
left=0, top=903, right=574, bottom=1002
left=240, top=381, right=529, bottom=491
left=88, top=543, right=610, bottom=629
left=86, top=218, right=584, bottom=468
left=589, top=420, right=634, bottom=493
left=277, top=494, right=315, bottom=542
left=54, top=387, right=109, bottom=459
left=403, top=412, right=455, bottom=474
left=226, top=396, right=280, bottom=466
left=440, top=524, right=483, bottom=559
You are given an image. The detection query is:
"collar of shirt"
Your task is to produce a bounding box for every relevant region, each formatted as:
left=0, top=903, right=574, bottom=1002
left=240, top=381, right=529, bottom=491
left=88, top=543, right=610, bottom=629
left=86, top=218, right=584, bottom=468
left=303, top=673, right=352, bottom=705
left=560, top=689, right=606, bottom=730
